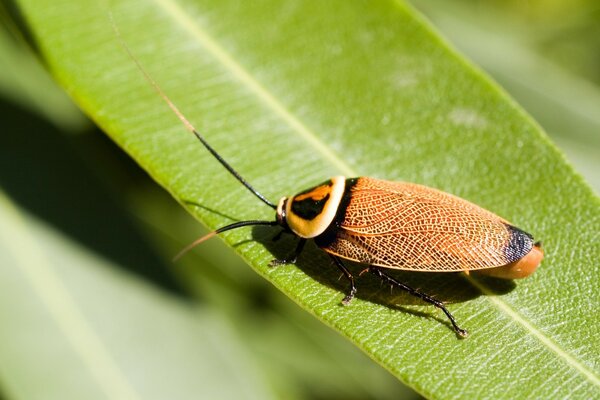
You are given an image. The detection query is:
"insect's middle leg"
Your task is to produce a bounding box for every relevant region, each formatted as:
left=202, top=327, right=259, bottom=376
left=368, top=266, right=468, bottom=337
left=269, top=239, right=306, bottom=266
left=329, top=255, right=357, bottom=305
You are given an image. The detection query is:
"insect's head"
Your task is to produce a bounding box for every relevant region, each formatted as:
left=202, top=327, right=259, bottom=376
left=276, top=176, right=347, bottom=239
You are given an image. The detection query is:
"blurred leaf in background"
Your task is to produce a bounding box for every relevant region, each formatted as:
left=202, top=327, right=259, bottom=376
left=0, top=0, right=598, bottom=399
left=0, top=4, right=86, bottom=131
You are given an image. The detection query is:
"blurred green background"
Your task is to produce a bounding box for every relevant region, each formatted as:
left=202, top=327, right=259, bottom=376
left=0, top=0, right=598, bottom=399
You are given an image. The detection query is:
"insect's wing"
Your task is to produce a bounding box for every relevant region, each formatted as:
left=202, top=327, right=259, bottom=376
left=317, top=177, right=533, bottom=271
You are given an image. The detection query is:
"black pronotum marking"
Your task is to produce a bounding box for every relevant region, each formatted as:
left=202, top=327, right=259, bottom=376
left=290, top=179, right=334, bottom=221
left=291, top=194, right=330, bottom=220
left=504, top=225, right=534, bottom=263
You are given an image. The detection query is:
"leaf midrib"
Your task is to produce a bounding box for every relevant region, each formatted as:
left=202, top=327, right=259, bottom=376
left=128, top=0, right=599, bottom=387
left=152, top=0, right=353, bottom=177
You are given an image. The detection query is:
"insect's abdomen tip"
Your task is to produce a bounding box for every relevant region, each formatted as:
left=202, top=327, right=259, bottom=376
left=478, top=242, right=544, bottom=280
left=515, top=241, right=544, bottom=278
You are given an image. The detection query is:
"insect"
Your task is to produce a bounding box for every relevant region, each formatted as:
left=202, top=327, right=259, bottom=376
left=113, top=22, right=543, bottom=337
left=175, top=135, right=543, bottom=338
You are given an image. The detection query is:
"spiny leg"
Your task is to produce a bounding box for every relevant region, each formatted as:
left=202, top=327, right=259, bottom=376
left=368, top=266, right=468, bottom=337
left=329, top=256, right=357, bottom=305
left=269, top=239, right=306, bottom=266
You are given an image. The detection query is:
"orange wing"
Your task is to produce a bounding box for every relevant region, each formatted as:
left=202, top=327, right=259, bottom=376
left=316, top=177, right=533, bottom=271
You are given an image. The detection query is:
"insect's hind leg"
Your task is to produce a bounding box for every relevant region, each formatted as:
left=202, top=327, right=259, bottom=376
left=329, top=256, right=357, bottom=305
left=368, top=267, right=468, bottom=338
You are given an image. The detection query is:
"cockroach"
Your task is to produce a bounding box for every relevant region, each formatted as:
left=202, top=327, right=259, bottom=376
left=174, top=143, right=543, bottom=338
left=114, top=24, right=543, bottom=337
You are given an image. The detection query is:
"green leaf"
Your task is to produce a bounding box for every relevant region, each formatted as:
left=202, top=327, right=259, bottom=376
left=0, top=13, right=86, bottom=131
left=14, top=0, right=600, bottom=398
left=410, top=0, right=600, bottom=192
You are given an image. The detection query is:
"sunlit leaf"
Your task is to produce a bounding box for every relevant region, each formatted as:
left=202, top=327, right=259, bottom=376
left=13, top=0, right=600, bottom=398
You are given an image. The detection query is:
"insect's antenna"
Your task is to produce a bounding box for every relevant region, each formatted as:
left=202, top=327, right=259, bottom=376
left=173, top=220, right=278, bottom=261
left=109, top=12, right=277, bottom=210
left=190, top=130, right=277, bottom=209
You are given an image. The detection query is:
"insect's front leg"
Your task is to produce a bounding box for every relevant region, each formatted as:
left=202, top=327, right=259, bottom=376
left=368, top=267, right=468, bottom=338
left=269, top=239, right=306, bottom=266
left=329, top=256, right=357, bottom=305
left=271, top=229, right=289, bottom=242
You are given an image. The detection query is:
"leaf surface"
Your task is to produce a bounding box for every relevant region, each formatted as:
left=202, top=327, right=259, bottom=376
left=14, top=0, right=600, bottom=398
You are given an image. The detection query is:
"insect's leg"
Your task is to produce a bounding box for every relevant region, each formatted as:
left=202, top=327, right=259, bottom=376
left=269, top=239, right=307, bottom=266
left=272, top=227, right=296, bottom=242
left=368, top=267, right=468, bottom=337
left=329, top=256, right=357, bottom=305
left=271, top=230, right=285, bottom=242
